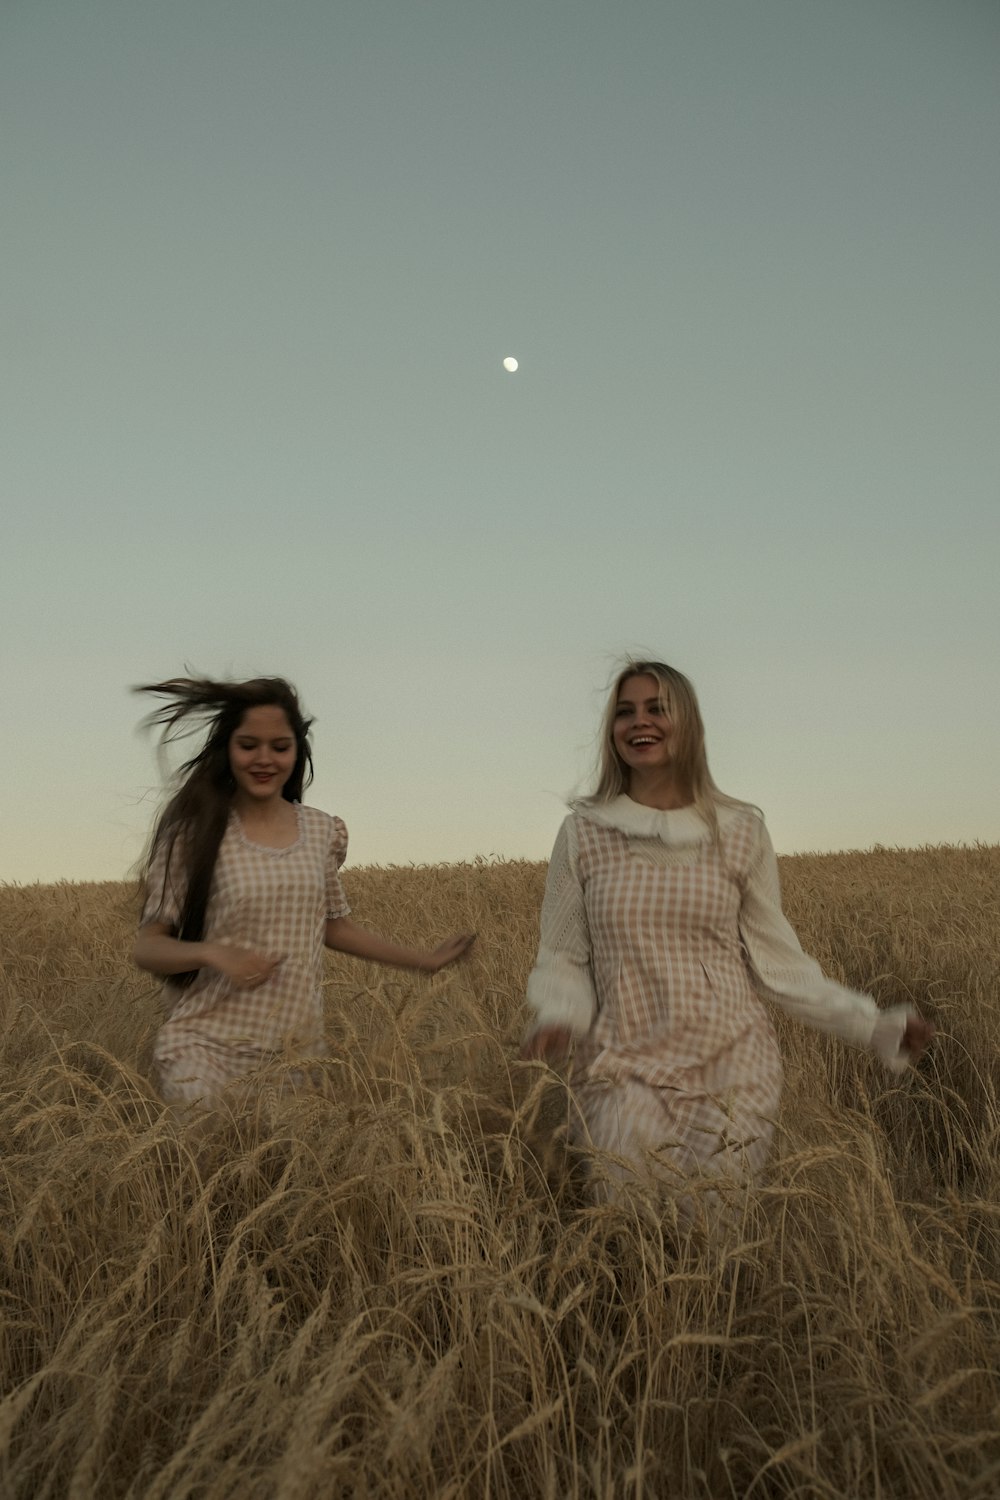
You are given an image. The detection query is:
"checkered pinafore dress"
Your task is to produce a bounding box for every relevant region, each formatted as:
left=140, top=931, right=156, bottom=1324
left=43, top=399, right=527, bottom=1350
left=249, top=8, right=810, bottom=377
left=569, top=808, right=783, bottom=1185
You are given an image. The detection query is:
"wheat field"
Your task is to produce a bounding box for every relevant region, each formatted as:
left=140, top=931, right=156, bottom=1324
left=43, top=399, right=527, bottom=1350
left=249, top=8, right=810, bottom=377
left=1, top=844, right=998, bottom=1499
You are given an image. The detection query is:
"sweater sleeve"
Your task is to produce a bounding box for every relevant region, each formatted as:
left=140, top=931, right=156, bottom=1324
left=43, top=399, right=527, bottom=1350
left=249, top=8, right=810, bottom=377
left=740, top=818, right=912, bottom=1072
left=524, top=816, right=597, bottom=1039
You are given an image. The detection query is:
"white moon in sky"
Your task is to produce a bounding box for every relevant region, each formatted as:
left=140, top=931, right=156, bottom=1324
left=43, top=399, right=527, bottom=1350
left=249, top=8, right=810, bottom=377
left=502, top=356, right=519, bottom=373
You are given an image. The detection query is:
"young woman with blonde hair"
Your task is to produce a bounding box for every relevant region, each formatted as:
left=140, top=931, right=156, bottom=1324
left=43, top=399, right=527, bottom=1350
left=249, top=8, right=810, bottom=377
left=134, top=676, right=473, bottom=1108
left=522, top=660, right=932, bottom=1211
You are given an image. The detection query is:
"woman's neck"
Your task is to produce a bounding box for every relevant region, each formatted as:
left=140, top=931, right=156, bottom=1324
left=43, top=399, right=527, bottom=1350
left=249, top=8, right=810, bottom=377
left=232, top=794, right=296, bottom=828
left=626, top=771, right=693, bottom=811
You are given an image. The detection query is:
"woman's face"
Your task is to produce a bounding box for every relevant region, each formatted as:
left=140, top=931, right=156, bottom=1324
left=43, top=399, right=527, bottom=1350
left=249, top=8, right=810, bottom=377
left=228, top=705, right=298, bottom=803
left=611, top=674, right=673, bottom=775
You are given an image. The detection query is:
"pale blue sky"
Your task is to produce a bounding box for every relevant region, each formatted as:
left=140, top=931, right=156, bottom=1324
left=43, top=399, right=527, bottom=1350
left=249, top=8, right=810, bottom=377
left=3, top=0, right=998, bottom=882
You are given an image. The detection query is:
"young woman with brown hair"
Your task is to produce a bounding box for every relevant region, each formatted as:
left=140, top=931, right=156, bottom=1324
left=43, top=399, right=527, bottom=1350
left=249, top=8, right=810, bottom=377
left=134, top=676, right=473, bottom=1107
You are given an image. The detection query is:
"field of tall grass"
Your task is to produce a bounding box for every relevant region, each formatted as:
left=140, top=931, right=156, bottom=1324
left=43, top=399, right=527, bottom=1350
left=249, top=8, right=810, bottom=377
left=2, top=843, right=998, bottom=1498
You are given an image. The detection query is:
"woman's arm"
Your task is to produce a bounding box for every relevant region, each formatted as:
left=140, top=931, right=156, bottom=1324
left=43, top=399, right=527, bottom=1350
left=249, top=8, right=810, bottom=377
left=133, top=922, right=283, bottom=989
left=324, top=916, right=474, bottom=973
left=520, top=816, right=597, bottom=1062
left=739, top=819, right=933, bottom=1068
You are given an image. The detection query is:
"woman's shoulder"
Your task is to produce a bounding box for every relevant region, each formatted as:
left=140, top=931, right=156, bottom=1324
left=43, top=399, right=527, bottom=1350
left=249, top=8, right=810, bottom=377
left=296, top=804, right=349, bottom=846
left=717, top=800, right=768, bottom=860
left=716, top=796, right=766, bottom=831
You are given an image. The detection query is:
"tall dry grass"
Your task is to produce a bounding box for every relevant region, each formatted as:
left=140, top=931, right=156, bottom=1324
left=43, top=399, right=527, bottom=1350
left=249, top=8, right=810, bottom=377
left=1, top=845, right=998, bottom=1498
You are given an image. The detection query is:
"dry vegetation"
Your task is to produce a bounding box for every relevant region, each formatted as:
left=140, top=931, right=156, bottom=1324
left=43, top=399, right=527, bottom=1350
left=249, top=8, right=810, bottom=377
left=1, top=844, right=999, bottom=1498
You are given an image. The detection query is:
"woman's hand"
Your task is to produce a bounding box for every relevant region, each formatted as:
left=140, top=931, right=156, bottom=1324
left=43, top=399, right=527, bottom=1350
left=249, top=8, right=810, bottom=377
left=902, top=1014, right=935, bottom=1064
left=519, top=1025, right=574, bottom=1064
left=422, top=933, right=477, bottom=972
left=207, top=943, right=285, bottom=990
left=133, top=926, right=283, bottom=987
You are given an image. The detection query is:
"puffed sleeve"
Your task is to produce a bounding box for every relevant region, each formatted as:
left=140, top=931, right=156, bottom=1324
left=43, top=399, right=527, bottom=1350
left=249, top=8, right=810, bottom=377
left=140, top=833, right=187, bottom=929
left=740, top=818, right=912, bottom=1071
left=524, top=816, right=597, bottom=1040
left=325, top=815, right=351, bottom=920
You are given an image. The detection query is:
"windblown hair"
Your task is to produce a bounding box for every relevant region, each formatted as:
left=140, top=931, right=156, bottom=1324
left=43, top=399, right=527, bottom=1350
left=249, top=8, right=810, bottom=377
left=585, top=659, right=746, bottom=839
left=136, top=676, right=314, bottom=986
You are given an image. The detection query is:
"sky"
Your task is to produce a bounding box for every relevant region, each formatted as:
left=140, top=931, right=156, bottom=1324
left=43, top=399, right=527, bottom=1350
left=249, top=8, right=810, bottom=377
left=3, top=0, right=998, bottom=883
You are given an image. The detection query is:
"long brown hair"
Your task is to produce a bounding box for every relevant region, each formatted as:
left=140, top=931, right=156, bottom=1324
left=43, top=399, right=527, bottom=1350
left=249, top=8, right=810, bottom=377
left=136, top=676, right=314, bottom=986
left=585, top=660, right=744, bottom=839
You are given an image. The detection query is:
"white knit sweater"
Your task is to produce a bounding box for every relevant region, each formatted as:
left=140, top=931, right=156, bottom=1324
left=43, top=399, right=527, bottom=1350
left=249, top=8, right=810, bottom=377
left=525, top=795, right=911, bottom=1071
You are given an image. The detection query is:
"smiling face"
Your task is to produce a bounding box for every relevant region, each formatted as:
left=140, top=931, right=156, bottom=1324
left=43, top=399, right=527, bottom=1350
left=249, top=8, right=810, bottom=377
left=611, top=673, right=674, bottom=777
left=228, top=704, right=298, bottom=804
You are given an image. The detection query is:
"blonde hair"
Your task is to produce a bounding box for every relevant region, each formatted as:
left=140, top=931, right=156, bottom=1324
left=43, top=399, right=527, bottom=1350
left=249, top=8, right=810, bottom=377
left=585, top=659, right=746, bottom=839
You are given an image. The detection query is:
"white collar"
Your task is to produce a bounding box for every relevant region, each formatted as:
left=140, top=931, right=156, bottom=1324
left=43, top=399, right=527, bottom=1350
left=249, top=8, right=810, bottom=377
left=572, top=794, right=743, bottom=846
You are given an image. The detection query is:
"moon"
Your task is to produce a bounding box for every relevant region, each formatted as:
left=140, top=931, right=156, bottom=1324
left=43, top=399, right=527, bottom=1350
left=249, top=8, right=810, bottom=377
left=502, top=356, right=518, bottom=373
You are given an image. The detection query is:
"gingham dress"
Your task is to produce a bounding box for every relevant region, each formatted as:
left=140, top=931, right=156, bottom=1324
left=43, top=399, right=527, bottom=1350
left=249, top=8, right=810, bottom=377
left=141, top=804, right=350, bottom=1105
left=525, top=796, right=909, bottom=1194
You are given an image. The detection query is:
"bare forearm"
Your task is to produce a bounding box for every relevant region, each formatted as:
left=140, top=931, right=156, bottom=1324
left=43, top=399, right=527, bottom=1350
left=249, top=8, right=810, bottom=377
left=324, top=917, right=431, bottom=972
left=133, top=929, right=220, bottom=976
